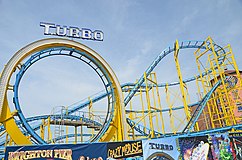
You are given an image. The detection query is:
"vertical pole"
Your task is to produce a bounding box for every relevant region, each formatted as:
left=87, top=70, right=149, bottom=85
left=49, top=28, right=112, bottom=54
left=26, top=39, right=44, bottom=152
left=174, top=40, right=191, bottom=121
left=40, top=119, right=45, bottom=139
left=80, top=125, right=83, bottom=142
left=129, top=101, right=135, bottom=140
left=66, top=107, right=68, bottom=143
left=74, top=126, right=77, bottom=144
left=194, top=43, right=214, bottom=129
left=139, top=85, right=147, bottom=133
left=144, top=72, right=154, bottom=138
left=88, top=98, right=94, bottom=137
left=165, top=84, right=175, bottom=133
left=47, top=116, right=51, bottom=143
left=153, top=73, right=165, bottom=134
left=150, top=73, right=160, bottom=133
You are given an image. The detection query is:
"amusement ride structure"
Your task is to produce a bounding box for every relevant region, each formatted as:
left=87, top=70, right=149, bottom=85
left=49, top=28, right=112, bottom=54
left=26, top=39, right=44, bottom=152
left=0, top=36, right=241, bottom=157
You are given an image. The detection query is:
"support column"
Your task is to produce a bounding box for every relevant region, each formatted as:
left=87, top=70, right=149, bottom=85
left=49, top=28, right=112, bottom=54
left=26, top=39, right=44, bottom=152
left=174, top=40, right=191, bottom=121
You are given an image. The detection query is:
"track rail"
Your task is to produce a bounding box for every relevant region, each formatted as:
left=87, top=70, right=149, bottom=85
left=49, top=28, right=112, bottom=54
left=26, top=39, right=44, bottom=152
left=124, top=40, right=225, bottom=106
left=0, top=38, right=127, bottom=144
left=0, top=37, right=239, bottom=147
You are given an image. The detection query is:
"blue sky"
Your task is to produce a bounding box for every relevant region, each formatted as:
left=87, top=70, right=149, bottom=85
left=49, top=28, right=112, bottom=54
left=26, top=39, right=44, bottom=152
left=0, top=0, right=242, bottom=117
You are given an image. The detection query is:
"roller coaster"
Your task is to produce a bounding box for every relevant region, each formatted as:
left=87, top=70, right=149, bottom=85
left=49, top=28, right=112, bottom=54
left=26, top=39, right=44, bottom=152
left=0, top=36, right=242, bottom=158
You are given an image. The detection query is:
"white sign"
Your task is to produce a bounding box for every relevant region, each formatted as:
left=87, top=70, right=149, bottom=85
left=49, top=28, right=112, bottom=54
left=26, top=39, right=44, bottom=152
left=40, top=22, right=104, bottom=41
left=142, top=137, right=179, bottom=160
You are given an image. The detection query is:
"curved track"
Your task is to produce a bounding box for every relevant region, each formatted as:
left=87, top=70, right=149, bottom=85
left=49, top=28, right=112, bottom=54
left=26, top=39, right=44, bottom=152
left=0, top=37, right=241, bottom=148
left=124, top=40, right=225, bottom=105
left=0, top=38, right=127, bottom=145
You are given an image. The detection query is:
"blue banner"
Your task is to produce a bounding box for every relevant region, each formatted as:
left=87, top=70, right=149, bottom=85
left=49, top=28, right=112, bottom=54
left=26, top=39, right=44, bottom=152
left=5, top=143, right=107, bottom=160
